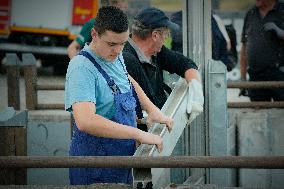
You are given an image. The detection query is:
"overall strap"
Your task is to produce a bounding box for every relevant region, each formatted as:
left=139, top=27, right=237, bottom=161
left=79, top=51, right=120, bottom=93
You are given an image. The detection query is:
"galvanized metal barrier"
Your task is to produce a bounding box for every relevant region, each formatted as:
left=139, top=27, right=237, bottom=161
left=133, top=77, right=189, bottom=188
left=1, top=156, right=284, bottom=169
left=227, top=81, right=284, bottom=108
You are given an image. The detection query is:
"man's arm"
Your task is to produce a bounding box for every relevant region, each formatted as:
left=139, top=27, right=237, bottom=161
left=157, top=46, right=199, bottom=83
left=184, top=69, right=201, bottom=82
left=129, top=75, right=173, bottom=129
left=238, top=42, right=249, bottom=96
left=72, top=101, right=164, bottom=152
left=157, top=47, right=204, bottom=119
left=67, top=18, right=95, bottom=59
left=67, top=40, right=81, bottom=59
left=263, top=22, right=284, bottom=40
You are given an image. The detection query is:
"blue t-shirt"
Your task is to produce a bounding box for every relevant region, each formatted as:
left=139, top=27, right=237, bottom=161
left=65, top=44, right=131, bottom=119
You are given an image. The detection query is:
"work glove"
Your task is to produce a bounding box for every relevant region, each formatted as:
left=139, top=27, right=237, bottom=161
left=263, top=22, right=284, bottom=39
left=186, top=79, right=204, bottom=123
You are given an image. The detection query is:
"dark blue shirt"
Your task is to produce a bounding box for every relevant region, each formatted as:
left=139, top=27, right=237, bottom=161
left=241, top=1, right=284, bottom=74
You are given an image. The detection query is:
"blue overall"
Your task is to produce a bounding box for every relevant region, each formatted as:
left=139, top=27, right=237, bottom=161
left=69, top=51, right=137, bottom=185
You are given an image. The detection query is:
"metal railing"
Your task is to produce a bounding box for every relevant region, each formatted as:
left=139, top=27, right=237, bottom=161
left=1, top=156, right=284, bottom=169
left=227, top=81, right=284, bottom=108
left=5, top=53, right=284, bottom=110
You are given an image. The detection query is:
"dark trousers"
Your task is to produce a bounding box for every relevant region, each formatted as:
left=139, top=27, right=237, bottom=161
left=248, top=68, right=284, bottom=101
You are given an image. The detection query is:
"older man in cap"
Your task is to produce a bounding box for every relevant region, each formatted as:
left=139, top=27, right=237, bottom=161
left=123, top=7, right=204, bottom=131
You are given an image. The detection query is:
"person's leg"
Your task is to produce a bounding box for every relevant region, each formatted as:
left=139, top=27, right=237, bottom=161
left=269, top=69, right=284, bottom=101
left=249, top=88, right=271, bottom=101
left=248, top=73, right=272, bottom=101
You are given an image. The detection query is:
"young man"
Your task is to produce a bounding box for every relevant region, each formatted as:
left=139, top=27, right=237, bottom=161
left=123, top=7, right=204, bottom=130
left=67, top=0, right=128, bottom=59
left=239, top=0, right=284, bottom=100
left=65, top=6, right=173, bottom=185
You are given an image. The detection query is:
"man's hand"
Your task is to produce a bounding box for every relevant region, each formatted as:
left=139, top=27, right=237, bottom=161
left=263, top=22, right=284, bottom=39
left=137, top=131, right=163, bottom=153
left=187, top=79, right=204, bottom=123
left=147, top=108, right=173, bottom=132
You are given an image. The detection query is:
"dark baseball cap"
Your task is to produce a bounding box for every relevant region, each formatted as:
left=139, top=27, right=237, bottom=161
left=134, top=7, right=179, bottom=30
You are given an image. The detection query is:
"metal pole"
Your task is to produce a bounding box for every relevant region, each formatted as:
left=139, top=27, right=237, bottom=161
left=36, top=84, right=65, bottom=90
left=227, top=81, right=284, bottom=89
left=0, top=156, right=284, bottom=169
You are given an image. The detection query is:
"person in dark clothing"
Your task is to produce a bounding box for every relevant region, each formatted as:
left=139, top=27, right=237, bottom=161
left=211, top=15, right=235, bottom=71
left=239, top=0, right=284, bottom=101
left=170, top=11, right=183, bottom=53
left=170, top=10, right=237, bottom=72
left=123, top=7, right=203, bottom=131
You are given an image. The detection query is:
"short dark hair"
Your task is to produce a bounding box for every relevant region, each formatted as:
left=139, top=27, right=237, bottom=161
left=94, top=6, right=128, bottom=36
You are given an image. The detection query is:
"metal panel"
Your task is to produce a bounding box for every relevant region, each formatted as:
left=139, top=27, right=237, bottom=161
left=207, top=60, right=233, bottom=186
left=227, top=111, right=237, bottom=185
left=133, top=78, right=189, bottom=188
left=170, top=136, right=187, bottom=184
left=27, top=110, right=71, bottom=185
left=183, top=0, right=211, bottom=185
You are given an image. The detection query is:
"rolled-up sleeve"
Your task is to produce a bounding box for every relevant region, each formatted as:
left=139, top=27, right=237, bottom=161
left=157, top=46, right=198, bottom=78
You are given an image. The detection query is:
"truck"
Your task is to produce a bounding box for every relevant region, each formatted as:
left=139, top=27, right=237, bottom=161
left=0, top=0, right=100, bottom=46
